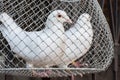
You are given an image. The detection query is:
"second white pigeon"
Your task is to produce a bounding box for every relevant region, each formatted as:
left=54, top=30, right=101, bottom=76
left=57, top=13, right=93, bottom=67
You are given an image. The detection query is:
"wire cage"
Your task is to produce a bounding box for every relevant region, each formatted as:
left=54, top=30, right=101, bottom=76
left=0, top=0, right=113, bottom=77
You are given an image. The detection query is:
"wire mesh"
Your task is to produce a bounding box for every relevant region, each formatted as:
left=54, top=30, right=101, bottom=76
left=0, top=0, right=113, bottom=77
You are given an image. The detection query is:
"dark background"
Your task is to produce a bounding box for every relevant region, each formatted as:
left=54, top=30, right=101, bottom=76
left=0, top=0, right=120, bottom=80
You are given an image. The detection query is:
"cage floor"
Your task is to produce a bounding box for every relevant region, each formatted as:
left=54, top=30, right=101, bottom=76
left=0, top=68, right=104, bottom=77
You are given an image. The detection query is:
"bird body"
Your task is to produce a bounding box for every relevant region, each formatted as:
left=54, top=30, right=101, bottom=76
left=0, top=11, right=93, bottom=68
left=0, top=10, right=72, bottom=67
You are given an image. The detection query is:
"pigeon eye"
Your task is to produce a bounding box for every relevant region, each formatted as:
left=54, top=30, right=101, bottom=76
left=58, top=14, right=62, bottom=18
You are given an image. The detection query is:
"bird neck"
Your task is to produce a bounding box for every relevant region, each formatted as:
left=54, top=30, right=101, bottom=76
left=45, top=19, right=64, bottom=31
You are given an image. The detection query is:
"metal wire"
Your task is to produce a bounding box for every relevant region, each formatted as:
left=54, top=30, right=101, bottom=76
left=0, top=0, right=114, bottom=77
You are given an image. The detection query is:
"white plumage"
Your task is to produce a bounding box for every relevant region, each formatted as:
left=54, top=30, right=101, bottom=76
left=0, top=11, right=93, bottom=68
left=0, top=10, right=72, bottom=68
left=58, top=13, right=93, bottom=67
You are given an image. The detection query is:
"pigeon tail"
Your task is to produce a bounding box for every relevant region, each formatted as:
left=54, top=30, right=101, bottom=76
left=0, top=13, right=23, bottom=33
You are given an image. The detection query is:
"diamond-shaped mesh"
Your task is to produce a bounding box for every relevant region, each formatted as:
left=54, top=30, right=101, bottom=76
left=0, top=0, right=114, bottom=77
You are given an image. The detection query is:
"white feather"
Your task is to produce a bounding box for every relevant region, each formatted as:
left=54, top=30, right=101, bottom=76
left=0, top=10, right=71, bottom=67
left=58, top=13, right=93, bottom=67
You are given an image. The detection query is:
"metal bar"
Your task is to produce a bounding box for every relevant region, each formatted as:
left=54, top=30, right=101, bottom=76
left=100, top=0, right=105, bottom=9
left=114, top=44, right=119, bottom=80
left=115, top=0, right=119, bottom=41
left=109, top=0, right=115, bottom=41
left=108, top=0, right=119, bottom=80
left=114, top=0, right=119, bottom=80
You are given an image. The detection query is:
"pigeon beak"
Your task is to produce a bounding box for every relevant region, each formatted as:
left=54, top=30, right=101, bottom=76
left=66, top=19, right=73, bottom=24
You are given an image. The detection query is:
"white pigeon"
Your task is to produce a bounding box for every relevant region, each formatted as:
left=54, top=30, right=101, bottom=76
left=0, top=10, right=72, bottom=68
left=57, top=13, right=93, bottom=67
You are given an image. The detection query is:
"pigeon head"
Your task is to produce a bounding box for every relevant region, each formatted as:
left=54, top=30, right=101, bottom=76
left=47, top=10, right=72, bottom=24
left=79, top=13, right=92, bottom=21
